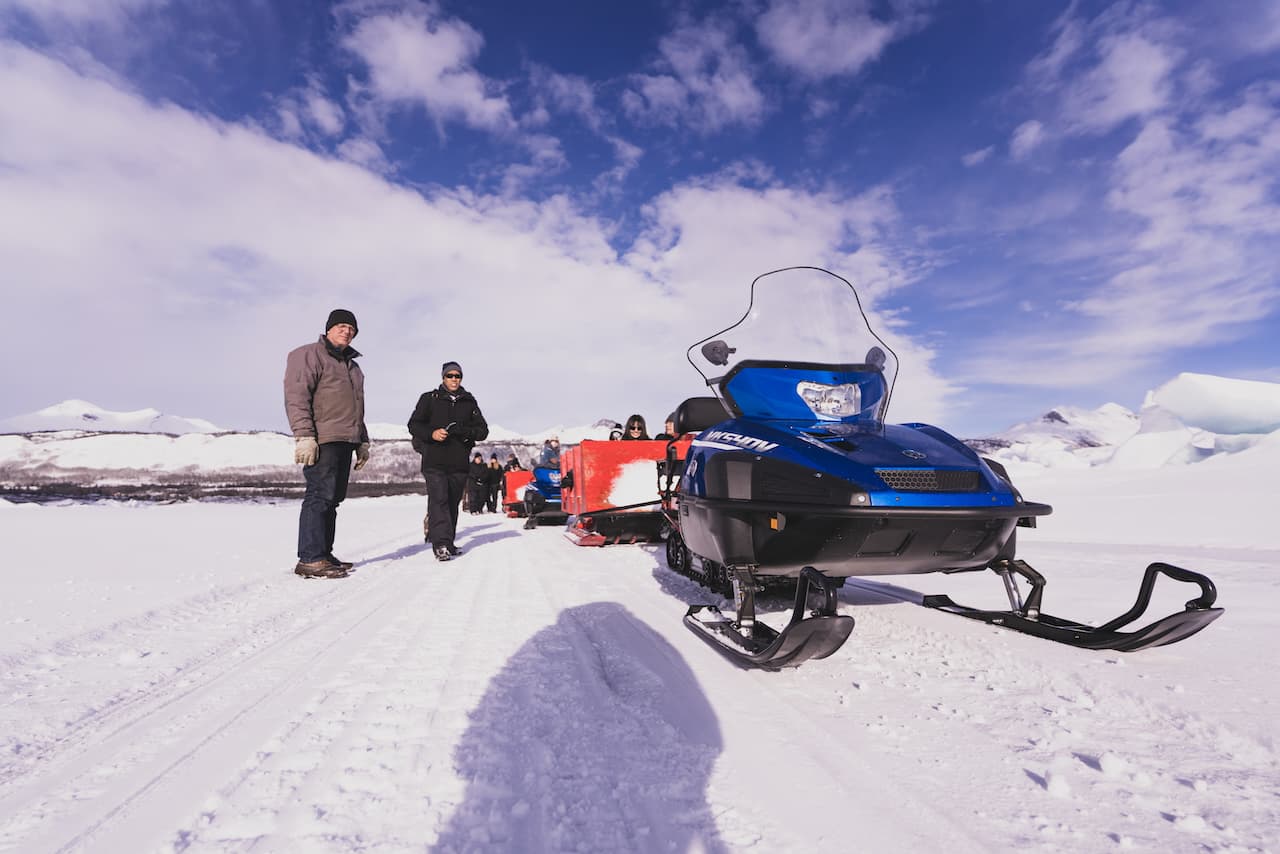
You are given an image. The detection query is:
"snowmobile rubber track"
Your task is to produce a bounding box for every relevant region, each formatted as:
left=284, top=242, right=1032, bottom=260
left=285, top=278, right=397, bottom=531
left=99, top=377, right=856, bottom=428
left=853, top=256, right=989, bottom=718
left=918, top=560, right=1223, bottom=651
left=684, top=566, right=855, bottom=670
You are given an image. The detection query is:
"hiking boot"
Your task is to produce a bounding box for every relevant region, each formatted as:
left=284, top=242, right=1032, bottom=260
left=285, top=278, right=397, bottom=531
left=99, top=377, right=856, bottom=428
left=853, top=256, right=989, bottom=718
left=327, top=555, right=354, bottom=570
left=434, top=545, right=452, bottom=561
left=446, top=544, right=463, bottom=556
left=295, top=559, right=348, bottom=579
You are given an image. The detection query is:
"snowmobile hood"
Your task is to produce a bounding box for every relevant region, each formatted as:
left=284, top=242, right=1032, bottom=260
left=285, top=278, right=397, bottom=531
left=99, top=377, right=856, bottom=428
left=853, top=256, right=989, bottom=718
left=529, top=465, right=562, bottom=498
left=791, top=422, right=980, bottom=469
left=687, top=417, right=1015, bottom=508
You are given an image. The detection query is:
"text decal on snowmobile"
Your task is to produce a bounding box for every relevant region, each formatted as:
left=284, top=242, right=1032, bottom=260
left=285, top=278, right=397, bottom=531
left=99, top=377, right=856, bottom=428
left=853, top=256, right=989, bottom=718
left=697, top=430, right=779, bottom=453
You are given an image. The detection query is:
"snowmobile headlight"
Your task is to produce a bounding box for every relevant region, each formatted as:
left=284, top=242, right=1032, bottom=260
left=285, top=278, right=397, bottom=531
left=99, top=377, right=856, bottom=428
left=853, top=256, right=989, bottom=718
left=796, top=381, right=861, bottom=419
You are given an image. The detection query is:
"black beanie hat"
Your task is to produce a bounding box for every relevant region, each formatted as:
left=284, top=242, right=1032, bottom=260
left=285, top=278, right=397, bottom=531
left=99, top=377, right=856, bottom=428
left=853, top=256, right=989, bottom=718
left=326, top=309, right=358, bottom=335
left=442, top=361, right=463, bottom=377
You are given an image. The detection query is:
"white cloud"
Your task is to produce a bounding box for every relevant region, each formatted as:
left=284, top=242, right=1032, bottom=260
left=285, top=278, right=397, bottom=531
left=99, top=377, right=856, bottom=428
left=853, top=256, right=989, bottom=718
left=0, top=0, right=165, bottom=27
left=1026, top=6, right=1181, bottom=137
left=807, top=95, right=837, bottom=119
left=274, top=104, right=305, bottom=140
left=623, top=17, right=766, bottom=134
left=1250, top=1, right=1280, bottom=52
left=272, top=78, right=346, bottom=141
left=961, top=145, right=993, bottom=167
left=1214, top=0, right=1280, bottom=55
left=951, top=3, right=1280, bottom=391
left=529, top=64, right=602, bottom=132
left=498, top=133, right=567, bottom=196
left=592, top=135, right=645, bottom=195
left=1026, top=7, right=1085, bottom=86
left=342, top=5, right=513, bottom=134
left=960, top=86, right=1280, bottom=389
left=305, top=90, right=346, bottom=137
left=1009, top=120, right=1045, bottom=160
left=754, top=0, right=925, bottom=80
left=1059, top=32, right=1177, bottom=133
left=0, top=42, right=951, bottom=432
left=335, top=136, right=389, bottom=171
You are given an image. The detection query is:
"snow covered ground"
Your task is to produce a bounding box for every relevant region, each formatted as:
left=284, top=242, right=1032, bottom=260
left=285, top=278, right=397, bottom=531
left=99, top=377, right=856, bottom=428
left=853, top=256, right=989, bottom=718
left=2, top=461, right=1276, bottom=852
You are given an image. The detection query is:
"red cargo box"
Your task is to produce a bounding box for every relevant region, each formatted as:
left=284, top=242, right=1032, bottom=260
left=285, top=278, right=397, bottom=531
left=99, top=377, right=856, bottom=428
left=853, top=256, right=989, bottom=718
left=502, top=469, right=534, bottom=516
left=561, top=438, right=691, bottom=546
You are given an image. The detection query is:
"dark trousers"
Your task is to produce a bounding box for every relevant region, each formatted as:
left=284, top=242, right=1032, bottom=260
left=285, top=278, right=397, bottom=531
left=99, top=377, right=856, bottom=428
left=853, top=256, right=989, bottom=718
left=468, top=480, right=487, bottom=513
left=486, top=484, right=500, bottom=512
left=424, top=467, right=467, bottom=548
left=298, top=441, right=356, bottom=561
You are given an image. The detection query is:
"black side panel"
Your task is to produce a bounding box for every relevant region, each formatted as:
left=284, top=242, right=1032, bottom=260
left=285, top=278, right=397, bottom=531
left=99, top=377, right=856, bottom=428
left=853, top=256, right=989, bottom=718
left=703, top=451, right=859, bottom=504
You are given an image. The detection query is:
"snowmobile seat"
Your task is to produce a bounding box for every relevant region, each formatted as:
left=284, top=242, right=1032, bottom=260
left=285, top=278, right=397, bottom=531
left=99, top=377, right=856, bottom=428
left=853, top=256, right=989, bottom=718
left=674, top=397, right=729, bottom=436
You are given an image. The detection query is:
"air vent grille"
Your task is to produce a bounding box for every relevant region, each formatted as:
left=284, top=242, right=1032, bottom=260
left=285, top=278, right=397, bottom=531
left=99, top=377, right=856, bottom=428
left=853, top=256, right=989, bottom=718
left=875, top=469, right=983, bottom=492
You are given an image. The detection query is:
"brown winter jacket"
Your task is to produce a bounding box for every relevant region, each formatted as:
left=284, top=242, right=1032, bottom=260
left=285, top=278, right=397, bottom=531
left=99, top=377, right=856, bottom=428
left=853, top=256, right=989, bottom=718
left=284, top=336, right=369, bottom=445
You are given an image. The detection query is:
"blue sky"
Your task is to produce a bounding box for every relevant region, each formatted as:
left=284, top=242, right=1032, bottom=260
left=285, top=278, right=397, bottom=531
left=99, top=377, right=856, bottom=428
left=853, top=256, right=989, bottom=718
left=1, top=0, right=1278, bottom=438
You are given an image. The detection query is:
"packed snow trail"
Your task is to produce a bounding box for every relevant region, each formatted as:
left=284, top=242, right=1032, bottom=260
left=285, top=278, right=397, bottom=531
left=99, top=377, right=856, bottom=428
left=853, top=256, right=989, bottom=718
left=0, top=496, right=1276, bottom=852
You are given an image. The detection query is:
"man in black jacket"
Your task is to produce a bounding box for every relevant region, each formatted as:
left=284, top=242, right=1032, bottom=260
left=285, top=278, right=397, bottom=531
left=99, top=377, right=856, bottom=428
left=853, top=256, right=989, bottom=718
left=467, top=452, right=488, bottom=515
left=408, top=361, right=489, bottom=561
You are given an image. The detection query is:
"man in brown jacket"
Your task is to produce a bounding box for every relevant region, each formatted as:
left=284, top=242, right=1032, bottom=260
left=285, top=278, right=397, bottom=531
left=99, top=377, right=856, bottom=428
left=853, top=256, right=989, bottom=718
left=284, top=308, right=371, bottom=578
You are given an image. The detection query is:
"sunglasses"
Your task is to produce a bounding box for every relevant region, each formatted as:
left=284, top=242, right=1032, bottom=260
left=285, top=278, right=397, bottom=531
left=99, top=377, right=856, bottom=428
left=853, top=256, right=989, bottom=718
left=628, top=425, right=643, bottom=431
left=444, top=373, right=462, bottom=379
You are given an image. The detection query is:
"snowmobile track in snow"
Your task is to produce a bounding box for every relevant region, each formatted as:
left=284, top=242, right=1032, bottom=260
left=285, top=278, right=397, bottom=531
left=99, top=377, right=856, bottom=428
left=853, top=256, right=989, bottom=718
left=0, top=548, right=439, bottom=852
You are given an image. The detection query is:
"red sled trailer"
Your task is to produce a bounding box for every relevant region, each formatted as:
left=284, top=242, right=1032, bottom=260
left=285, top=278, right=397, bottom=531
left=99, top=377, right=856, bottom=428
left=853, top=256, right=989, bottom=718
left=502, top=470, right=535, bottom=517
left=561, top=438, right=692, bottom=546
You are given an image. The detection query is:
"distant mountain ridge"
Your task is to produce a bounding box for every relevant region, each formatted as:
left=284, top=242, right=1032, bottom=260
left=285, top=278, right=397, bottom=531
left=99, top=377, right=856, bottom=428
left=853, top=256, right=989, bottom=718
left=0, top=400, right=224, bottom=435
left=3, top=373, right=1278, bottom=500
left=0, top=403, right=624, bottom=499
left=1, top=401, right=622, bottom=446
left=972, top=372, right=1280, bottom=473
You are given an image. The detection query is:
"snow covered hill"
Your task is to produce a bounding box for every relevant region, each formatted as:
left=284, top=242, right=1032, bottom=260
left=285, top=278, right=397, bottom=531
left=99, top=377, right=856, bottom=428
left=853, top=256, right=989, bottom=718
left=967, top=402, right=1140, bottom=469
left=3, top=374, right=1278, bottom=498
left=971, top=372, right=1280, bottom=474
left=0, top=399, right=223, bottom=434
left=0, top=402, right=622, bottom=498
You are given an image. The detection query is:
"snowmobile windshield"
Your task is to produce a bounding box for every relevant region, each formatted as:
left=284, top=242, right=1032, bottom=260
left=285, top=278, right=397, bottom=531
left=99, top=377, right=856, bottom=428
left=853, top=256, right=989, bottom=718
left=687, top=267, right=898, bottom=425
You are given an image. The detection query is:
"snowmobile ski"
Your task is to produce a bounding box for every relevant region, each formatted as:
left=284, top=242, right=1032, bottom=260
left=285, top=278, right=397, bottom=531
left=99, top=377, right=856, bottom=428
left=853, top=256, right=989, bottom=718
left=911, top=560, right=1223, bottom=651
left=685, top=566, right=855, bottom=669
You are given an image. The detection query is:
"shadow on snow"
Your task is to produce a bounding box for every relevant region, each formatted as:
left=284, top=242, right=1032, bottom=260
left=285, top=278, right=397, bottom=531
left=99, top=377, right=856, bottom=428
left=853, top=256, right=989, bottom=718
left=433, top=602, right=728, bottom=853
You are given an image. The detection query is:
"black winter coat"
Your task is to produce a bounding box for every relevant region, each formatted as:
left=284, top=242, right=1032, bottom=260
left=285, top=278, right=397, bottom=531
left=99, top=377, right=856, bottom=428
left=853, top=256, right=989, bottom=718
left=407, top=386, right=490, bottom=473
left=486, top=465, right=504, bottom=488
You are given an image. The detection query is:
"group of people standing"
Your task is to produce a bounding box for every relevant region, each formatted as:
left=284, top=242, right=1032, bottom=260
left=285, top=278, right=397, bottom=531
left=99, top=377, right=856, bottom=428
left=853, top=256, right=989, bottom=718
left=283, top=310, right=683, bottom=579
left=466, top=452, right=509, bottom=515
left=283, top=309, right=490, bottom=578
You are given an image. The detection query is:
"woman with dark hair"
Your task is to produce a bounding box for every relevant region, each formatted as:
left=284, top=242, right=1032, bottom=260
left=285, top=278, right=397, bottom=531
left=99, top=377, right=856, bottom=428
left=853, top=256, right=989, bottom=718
left=621, top=414, right=650, bottom=440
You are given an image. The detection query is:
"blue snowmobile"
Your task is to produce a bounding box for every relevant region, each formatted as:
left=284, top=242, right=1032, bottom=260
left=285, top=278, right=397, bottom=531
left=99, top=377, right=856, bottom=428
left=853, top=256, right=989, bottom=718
left=660, top=267, right=1222, bottom=669
left=522, top=465, right=566, bottom=529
